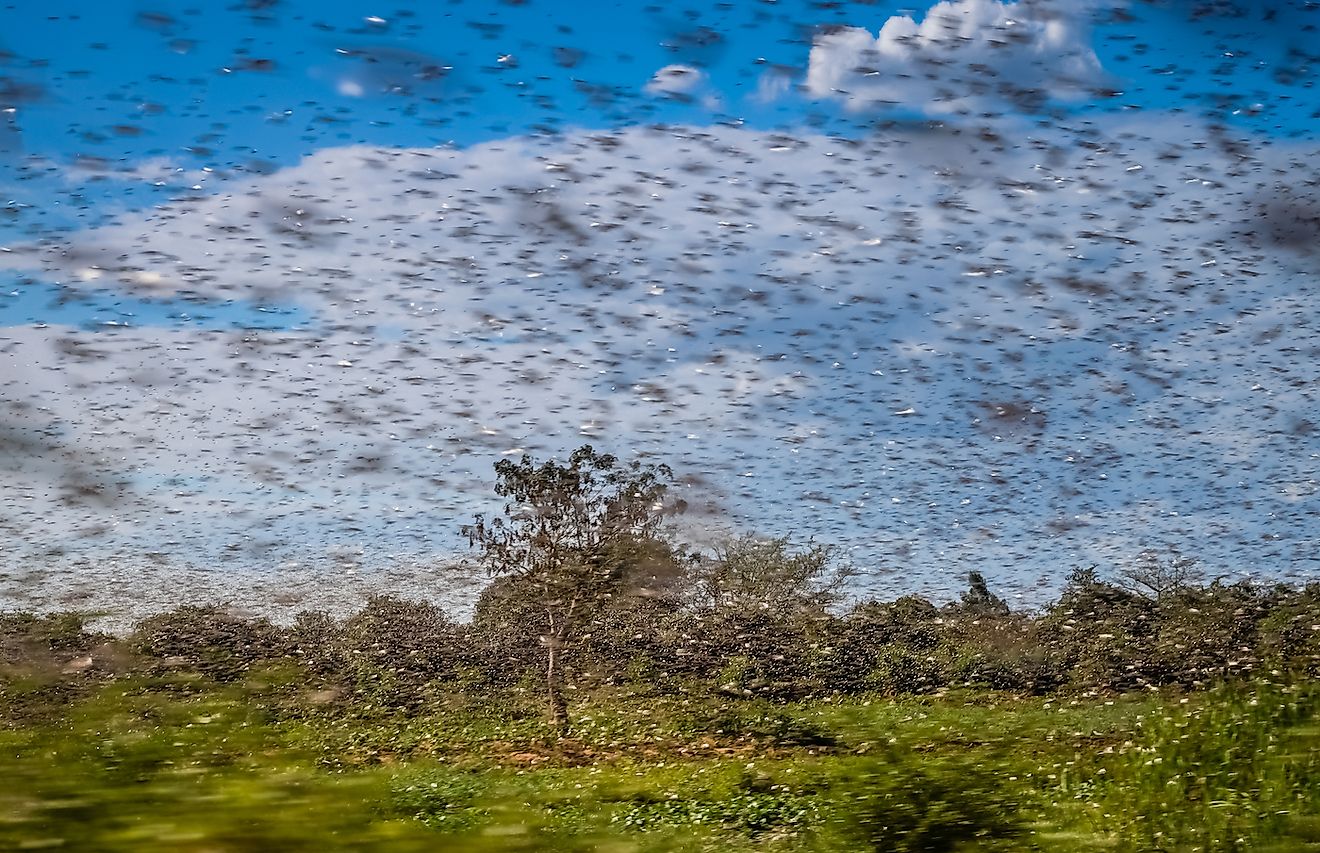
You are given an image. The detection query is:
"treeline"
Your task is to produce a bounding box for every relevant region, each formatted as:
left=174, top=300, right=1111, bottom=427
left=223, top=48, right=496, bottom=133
left=4, top=559, right=1319, bottom=715
left=5, top=445, right=1319, bottom=724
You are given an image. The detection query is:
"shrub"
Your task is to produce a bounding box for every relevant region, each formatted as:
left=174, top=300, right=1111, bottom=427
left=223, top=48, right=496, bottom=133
left=868, top=644, right=948, bottom=695
left=1, top=611, right=108, bottom=669
left=1142, top=581, right=1271, bottom=687
left=1036, top=568, right=1158, bottom=691
left=338, top=595, right=468, bottom=708
left=680, top=699, right=841, bottom=748
left=1256, top=583, right=1320, bottom=677
left=937, top=615, right=1064, bottom=693
left=837, top=750, right=1029, bottom=852
left=285, top=609, right=347, bottom=678
left=668, top=610, right=824, bottom=699
left=130, top=606, right=289, bottom=681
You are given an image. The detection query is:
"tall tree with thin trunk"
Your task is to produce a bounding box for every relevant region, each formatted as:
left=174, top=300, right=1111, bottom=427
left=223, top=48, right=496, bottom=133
left=463, top=445, right=683, bottom=731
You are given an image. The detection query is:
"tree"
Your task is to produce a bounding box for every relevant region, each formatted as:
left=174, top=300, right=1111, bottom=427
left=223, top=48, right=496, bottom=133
left=693, top=535, right=849, bottom=616
left=462, top=445, right=684, bottom=730
left=680, top=535, right=852, bottom=698
left=956, top=571, right=1011, bottom=617
left=1118, top=549, right=1202, bottom=602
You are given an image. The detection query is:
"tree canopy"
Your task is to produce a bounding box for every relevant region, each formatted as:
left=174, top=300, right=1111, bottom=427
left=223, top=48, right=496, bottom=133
left=462, top=445, right=685, bottom=728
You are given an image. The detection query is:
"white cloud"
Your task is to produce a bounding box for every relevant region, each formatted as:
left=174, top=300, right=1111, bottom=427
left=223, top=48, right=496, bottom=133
left=805, top=0, right=1105, bottom=113
left=644, top=63, right=708, bottom=97
left=336, top=78, right=366, bottom=98
left=1, top=115, right=1318, bottom=611
left=60, top=155, right=211, bottom=187
left=752, top=68, right=795, bottom=104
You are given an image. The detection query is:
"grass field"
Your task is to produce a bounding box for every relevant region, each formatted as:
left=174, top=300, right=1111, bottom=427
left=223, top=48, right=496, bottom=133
left=3, top=664, right=1318, bottom=852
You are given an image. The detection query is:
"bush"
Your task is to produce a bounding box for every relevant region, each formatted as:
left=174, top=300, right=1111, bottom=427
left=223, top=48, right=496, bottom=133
left=668, top=610, right=824, bottom=699
left=1142, top=582, right=1271, bottom=687
left=286, top=609, right=347, bottom=678
left=680, top=699, right=841, bottom=748
left=939, top=616, right=1064, bottom=693
left=1040, top=572, right=1284, bottom=691
left=837, top=750, right=1030, bottom=852
left=1, top=611, right=108, bottom=669
left=1077, top=680, right=1320, bottom=851
left=869, top=644, right=948, bottom=695
left=1256, top=583, right=1320, bottom=677
left=130, top=606, right=289, bottom=681
left=1036, top=568, right=1158, bottom=691
left=338, top=595, right=468, bottom=708
left=819, top=598, right=946, bottom=694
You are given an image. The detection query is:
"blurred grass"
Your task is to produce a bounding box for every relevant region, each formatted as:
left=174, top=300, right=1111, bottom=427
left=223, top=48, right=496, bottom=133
left=2, top=667, right=1318, bottom=851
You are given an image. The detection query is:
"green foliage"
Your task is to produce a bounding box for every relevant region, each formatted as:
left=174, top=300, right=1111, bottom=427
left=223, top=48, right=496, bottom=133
left=613, top=787, right=820, bottom=835
left=462, top=444, right=686, bottom=726
left=9, top=548, right=1320, bottom=851
left=835, top=751, right=1031, bottom=852
left=680, top=699, right=842, bottom=747
left=1, top=663, right=1319, bottom=852
left=338, top=595, right=467, bottom=709
left=388, top=766, right=488, bottom=830
left=463, top=444, right=683, bottom=593
left=0, top=678, right=446, bottom=852
left=694, top=535, right=848, bottom=615
left=1071, top=680, right=1320, bottom=851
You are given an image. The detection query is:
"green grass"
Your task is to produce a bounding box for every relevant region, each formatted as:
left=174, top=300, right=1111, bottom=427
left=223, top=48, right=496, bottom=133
left=2, top=668, right=1318, bottom=852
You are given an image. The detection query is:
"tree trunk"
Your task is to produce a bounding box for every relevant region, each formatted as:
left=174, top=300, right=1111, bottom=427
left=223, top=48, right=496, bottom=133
left=543, top=605, right=569, bottom=734
left=545, top=637, right=568, bottom=734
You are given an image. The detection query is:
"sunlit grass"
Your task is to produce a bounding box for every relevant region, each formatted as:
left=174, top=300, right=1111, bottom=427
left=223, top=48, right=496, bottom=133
left=3, top=665, right=1317, bottom=852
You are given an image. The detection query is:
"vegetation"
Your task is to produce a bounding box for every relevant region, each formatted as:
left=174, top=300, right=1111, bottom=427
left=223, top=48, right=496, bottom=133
left=3, top=628, right=1318, bottom=851
left=462, top=446, right=686, bottom=729
left=4, top=447, right=1320, bottom=850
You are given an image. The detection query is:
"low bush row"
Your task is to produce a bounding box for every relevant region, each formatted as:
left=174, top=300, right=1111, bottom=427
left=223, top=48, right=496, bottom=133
left=5, top=568, right=1318, bottom=711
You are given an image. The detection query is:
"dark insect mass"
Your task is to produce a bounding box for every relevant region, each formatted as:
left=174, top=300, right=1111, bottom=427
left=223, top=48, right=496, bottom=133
left=0, top=0, right=1315, bottom=622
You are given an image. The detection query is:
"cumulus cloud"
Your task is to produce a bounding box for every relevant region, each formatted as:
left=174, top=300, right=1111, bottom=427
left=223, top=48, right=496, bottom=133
left=805, top=0, right=1105, bottom=113
left=1, top=115, right=1317, bottom=610
left=644, top=63, right=708, bottom=97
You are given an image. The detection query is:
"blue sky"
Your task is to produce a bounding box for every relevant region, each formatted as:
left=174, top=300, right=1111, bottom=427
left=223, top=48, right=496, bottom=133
left=1, top=0, right=1318, bottom=617
left=4, top=0, right=1314, bottom=162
